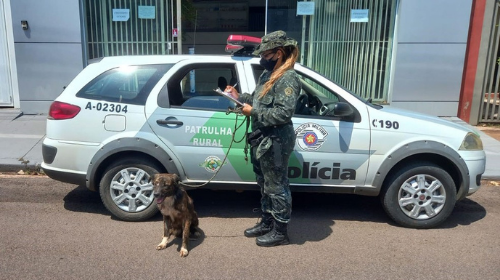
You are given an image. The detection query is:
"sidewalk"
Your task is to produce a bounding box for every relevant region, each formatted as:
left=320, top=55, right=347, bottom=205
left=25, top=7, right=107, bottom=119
left=0, top=109, right=499, bottom=179
left=0, top=109, right=46, bottom=173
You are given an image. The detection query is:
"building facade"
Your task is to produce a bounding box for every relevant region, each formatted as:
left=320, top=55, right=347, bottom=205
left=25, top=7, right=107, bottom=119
left=0, top=0, right=496, bottom=124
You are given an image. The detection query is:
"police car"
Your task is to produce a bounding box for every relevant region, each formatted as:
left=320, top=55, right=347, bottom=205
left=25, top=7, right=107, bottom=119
left=41, top=35, right=486, bottom=229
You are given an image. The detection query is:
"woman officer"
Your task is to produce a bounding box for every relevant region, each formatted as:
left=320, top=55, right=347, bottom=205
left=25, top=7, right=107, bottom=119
left=225, top=30, right=300, bottom=247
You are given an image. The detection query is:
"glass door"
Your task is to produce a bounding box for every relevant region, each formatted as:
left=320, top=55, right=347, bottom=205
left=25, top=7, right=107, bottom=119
left=0, top=0, right=13, bottom=106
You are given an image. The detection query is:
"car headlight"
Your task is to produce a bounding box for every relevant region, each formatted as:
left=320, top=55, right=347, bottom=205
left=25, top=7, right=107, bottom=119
left=459, top=132, right=483, bottom=150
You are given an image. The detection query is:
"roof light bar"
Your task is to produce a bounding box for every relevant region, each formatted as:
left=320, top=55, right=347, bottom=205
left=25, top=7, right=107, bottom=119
left=226, top=35, right=261, bottom=57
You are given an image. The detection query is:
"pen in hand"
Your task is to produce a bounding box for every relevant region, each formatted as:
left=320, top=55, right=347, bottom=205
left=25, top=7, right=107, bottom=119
left=225, top=82, right=237, bottom=92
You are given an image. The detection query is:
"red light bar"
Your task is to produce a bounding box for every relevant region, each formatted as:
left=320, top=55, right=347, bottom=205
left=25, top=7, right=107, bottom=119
left=227, top=35, right=261, bottom=47
left=225, top=44, right=243, bottom=53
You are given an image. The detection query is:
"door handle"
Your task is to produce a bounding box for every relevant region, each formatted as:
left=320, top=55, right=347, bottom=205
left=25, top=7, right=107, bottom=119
left=156, top=119, right=183, bottom=125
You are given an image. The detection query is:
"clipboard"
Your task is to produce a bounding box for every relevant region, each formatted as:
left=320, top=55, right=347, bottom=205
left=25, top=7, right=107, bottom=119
left=213, top=88, right=244, bottom=107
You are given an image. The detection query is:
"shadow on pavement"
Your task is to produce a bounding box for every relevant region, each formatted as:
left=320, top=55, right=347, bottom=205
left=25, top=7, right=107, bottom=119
left=440, top=198, right=486, bottom=228
left=63, top=185, right=107, bottom=215
left=155, top=227, right=206, bottom=255
left=62, top=186, right=487, bottom=235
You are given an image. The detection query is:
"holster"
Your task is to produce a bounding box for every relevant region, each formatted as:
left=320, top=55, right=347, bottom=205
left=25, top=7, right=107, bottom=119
left=247, top=128, right=265, bottom=148
left=247, top=127, right=283, bottom=168
left=271, top=136, right=282, bottom=168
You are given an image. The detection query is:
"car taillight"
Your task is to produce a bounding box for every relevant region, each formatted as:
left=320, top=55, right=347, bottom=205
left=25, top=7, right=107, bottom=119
left=48, top=101, right=81, bottom=120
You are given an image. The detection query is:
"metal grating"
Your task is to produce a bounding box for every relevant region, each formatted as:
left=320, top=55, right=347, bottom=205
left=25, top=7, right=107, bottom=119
left=479, top=1, right=500, bottom=123
left=305, top=0, right=397, bottom=103
left=84, top=0, right=174, bottom=60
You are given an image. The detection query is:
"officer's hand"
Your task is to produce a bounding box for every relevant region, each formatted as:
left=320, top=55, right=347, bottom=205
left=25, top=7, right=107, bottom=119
left=224, top=86, right=239, bottom=99
left=241, top=103, right=252, bottom=116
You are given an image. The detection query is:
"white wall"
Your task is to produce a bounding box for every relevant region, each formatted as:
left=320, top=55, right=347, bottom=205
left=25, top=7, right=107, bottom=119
left=10, top=0, right=83, bottom=114
left=390, top=0, right=473, bottom=116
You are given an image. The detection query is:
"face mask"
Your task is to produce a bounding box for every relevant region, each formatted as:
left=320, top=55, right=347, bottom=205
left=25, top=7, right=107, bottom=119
left=259, top=56, right=278, bottom=71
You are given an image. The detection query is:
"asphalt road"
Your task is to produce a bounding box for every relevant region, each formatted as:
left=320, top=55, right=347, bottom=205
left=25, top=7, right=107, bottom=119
left=1, top=175, right=500, bottom=280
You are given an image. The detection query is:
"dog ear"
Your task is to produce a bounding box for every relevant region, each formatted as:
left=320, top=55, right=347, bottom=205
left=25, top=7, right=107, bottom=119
left=172, top=173, right=180, bottom=184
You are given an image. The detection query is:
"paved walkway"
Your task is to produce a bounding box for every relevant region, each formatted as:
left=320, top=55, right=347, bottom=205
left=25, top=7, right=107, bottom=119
left=0, top=109, right=45, bottom=173
left=1, top=109, right=499, bottom=179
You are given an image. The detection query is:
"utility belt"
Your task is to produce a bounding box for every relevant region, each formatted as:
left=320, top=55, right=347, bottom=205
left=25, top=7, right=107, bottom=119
left=247, top=127, right=270, bottom=148
left=247, top=123, right=291, bottom=168
left=247, top=123, right=290, bottom=147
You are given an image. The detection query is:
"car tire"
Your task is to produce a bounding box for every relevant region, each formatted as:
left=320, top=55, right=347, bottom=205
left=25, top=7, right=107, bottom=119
left=381, top=162, right=457, bottom=229
left=99, top=158, right=161, bottom=221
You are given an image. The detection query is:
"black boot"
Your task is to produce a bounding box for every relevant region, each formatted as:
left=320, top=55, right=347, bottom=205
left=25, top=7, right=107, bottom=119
left=256, top=220, right=290, bottom=247
left=244, top=213, right=274, bottom=237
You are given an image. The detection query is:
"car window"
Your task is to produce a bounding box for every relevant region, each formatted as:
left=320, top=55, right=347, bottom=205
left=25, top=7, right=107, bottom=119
left=251, top=64, right=264, bottom=84
left=298, top=75, right=339, bottom=101
left=181, top=68, right=234, bottom=97
left=77, top=64, right=171, bottom=105
left=294, top=72, right=340, bottom=116
left=162, top=63, right=239, bottom=110
left=295, top=71, right=360, bottom=121
left=250, top=63, right=344, bottom=116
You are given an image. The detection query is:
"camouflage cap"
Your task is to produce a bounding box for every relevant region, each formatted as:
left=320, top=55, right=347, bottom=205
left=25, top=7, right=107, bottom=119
left=252, top=30, right=298, bottom=56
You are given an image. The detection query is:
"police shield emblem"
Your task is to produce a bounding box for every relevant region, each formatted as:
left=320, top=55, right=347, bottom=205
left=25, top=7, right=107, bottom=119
left=295, top=122, right=328, bottom=151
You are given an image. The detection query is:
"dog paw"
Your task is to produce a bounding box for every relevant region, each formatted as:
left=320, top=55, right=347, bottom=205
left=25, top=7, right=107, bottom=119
left=180, top=248, right=189, bottom=257
left=156, top=243, right=167, bottom=250
left=156, top=237, right=168, bottom=250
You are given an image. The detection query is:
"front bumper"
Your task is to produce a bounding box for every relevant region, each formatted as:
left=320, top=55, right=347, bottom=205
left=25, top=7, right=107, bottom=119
left=465, top=157, right=486, bottom=196
left=459, top=147, right=486, bottom=199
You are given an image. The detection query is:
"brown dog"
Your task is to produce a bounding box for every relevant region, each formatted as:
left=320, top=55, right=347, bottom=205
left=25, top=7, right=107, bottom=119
left=153, top=173, right=200, bottom=257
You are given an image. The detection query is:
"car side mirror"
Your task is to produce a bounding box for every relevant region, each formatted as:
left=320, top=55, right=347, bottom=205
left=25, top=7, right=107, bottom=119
left=333, top=102, right=354, bottom=117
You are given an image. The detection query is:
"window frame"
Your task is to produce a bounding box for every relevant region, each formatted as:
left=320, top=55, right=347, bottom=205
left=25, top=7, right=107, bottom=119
left=160, top=63, right=240, bottom=111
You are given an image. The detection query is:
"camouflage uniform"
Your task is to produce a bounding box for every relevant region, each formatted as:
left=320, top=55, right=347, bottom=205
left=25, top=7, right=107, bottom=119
left=239, top=62, right=300, bottom=224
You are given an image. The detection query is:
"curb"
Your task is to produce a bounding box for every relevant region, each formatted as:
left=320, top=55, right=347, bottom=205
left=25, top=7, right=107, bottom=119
left=482, top=175, right=500, bottom=181
left=0, top=163, right=42, bottom=173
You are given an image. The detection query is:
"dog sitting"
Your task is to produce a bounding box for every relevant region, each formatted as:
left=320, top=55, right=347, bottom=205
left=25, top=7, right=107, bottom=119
left=153, top=173, right=200, bottom=257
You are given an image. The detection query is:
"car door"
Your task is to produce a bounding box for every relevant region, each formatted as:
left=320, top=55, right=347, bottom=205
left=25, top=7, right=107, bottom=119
left=241, top=61, right=371, bottom=188
left=293, top=68, right=371, bottom=187
left=145, top=58, right=256, bottom=182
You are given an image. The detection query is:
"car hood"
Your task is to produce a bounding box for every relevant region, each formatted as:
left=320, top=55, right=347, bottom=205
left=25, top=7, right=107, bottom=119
left=379, top=106, right=474, bottom=134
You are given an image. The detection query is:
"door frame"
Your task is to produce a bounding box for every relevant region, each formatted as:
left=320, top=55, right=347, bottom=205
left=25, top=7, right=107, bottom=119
left=469, top=0, right=499, bottom=124
left=0, top=0, right=19, bottom=108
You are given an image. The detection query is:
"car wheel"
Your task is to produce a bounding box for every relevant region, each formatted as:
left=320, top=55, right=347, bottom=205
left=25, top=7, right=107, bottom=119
left=381, top=162, right=457, bottom=229
left=99, top=158, right=161, bottom=221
